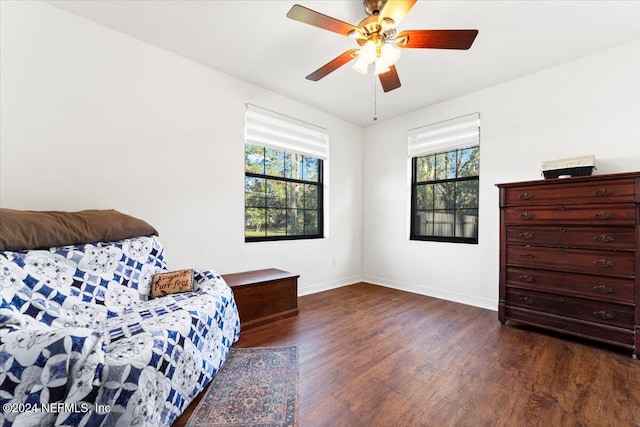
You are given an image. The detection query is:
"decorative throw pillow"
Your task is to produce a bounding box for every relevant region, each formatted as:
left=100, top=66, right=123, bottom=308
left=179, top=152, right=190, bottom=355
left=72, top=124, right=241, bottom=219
left=150, top=269, right=194, bottom=298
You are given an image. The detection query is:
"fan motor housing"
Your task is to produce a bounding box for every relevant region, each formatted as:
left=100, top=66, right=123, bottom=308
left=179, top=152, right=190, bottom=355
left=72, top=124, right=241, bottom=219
left=364, top=0, right=387, bottom=16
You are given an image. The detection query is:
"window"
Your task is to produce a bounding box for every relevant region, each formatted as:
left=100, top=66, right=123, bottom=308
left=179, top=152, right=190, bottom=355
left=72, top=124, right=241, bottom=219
left=244, top=106, right=328, bottom=242
left=409, top=113, right=480, bottom=244
left=245, top=145, right=323, bottom=240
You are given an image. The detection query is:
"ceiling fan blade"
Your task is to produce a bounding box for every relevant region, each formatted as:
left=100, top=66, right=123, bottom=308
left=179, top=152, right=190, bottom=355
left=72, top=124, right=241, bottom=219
left=396, top=29, right=479, bottom=50
left=379, top=0, right=417, bottom=26
left=287, top=4, right=359, bottom=37
left=306, top=49, right=359, bottom=81
left=378, top=65, right=401, bottom=92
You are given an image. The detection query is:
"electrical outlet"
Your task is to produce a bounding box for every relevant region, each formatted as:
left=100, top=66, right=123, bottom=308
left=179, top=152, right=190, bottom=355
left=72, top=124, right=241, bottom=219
left=332, top=258, right=337, bottom=267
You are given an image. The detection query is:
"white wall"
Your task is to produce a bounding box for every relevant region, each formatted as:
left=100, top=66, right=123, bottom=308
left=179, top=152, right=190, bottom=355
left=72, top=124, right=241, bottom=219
left=0, top=1, right=363, bottom=295
left=362, top=39, right=640, bottom=310
left=2, top=1, right=639, bottom=309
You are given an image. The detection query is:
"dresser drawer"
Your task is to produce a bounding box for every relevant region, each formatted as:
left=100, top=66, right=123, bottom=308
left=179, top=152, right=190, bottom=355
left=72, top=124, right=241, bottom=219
left=506, top=287, right=634, bottom=329
left=503, top=178, right=636, bottom=206
left=506, top=267, right=635, bottom=304
left=505, top=306, right=635, bottom=348
left=506, top=245, right=635, bottom=277
left=504, top=204, right=636, bottom=225
left=506, top=226, right=635, bottom=250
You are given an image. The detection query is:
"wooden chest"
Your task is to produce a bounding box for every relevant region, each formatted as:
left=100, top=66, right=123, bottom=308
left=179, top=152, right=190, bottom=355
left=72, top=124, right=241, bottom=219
left=222, top=268, right=299, bottom=330
left=497, top=172, right=640, bottom=357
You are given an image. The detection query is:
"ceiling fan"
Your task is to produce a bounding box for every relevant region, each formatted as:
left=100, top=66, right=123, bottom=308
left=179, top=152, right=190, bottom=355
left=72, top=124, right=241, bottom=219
left=286, top=0, right=478, bottom=92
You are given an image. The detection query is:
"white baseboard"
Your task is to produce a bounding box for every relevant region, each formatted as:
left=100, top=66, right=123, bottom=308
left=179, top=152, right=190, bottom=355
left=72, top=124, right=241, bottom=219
left=362, top=275, right=498, bottom=311
left=298, top=275, right=362, bottom=297
left=297, top=274, right=497, bottom=312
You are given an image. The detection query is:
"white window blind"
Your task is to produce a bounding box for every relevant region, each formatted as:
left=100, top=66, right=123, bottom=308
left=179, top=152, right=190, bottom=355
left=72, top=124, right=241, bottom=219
left=407, top=113, right=480, bottom=158
left=245, top=105, right=329, bottom=160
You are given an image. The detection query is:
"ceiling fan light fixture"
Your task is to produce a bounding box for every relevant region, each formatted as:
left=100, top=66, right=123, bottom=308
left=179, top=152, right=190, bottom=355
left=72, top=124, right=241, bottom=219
left=381, top=43, right=401, bottom=66
left=360, top=40, right=377, bottom=64
left=374, top=57, right=390, bottom=75
left=352, top=57, right=370, bottom=75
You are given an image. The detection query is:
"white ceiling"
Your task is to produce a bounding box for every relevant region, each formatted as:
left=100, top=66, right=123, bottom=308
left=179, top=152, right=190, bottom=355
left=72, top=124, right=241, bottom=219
left=46, top=0, right=640, bottom=127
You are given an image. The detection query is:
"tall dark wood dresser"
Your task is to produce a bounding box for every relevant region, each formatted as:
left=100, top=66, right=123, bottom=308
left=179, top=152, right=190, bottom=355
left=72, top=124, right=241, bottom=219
left=497, top=172, right=640, bottom=357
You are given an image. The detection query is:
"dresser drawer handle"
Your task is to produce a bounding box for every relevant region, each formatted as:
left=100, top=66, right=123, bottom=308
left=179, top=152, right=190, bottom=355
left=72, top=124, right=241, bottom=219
left=593, top=259, right=615, bottom=268
left=518, top=275, right=535, bottom=283
left=518, top=296, right=534, bottom=305
left=558, top=297, right=565, bottom=302
left=520, top=253, right=534, bottom=259
left=519, top=232, right=535, bottom=240
left=593, top=212, right=614, bottom=220
left=593, top=234, right=614, bottom=243
left=594, top=188, right=615, bottom=196
left=593, top=285, right=614, bottom=294
left=519, top=213, right=535, bottom=220
left=518, top=193, right=534, bottom=200
left=592, top=310, right=615, bottom=320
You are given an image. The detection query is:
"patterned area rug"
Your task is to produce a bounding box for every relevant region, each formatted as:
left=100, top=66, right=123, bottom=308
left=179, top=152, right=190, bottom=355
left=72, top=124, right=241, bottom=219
left=185, top=346, right=298, bottom=427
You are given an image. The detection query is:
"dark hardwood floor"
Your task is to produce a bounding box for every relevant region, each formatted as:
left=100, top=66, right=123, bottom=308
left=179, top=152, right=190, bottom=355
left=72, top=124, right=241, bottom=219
left=174, top=283, right=640, bottom=427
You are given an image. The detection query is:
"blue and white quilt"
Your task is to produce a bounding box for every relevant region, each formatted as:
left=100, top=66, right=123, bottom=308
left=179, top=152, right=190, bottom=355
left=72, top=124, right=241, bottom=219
left=0, top=235, right=240, bottom=426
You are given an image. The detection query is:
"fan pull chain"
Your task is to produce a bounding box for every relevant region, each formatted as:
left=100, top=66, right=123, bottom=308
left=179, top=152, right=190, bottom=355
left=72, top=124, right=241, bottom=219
left=373, top=77, right=378, bottom=121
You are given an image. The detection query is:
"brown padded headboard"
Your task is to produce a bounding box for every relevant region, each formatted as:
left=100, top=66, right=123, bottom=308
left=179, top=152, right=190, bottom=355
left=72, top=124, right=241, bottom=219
left=0, top=208, right=158, bottom=251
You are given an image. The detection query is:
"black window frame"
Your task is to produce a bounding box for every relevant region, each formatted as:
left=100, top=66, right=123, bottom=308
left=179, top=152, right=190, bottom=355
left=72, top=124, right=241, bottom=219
left=244, top=145, right=324, bottom=242
left=410, top=147, right=479, bottom=244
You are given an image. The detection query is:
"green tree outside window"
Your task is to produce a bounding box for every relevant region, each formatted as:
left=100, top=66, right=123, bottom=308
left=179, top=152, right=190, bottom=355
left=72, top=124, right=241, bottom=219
left=245, top=143, right=323, bottom=241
